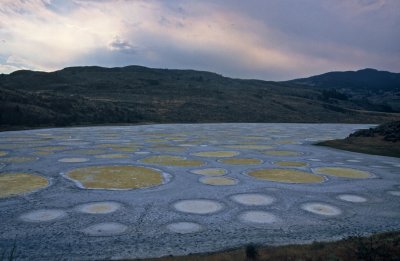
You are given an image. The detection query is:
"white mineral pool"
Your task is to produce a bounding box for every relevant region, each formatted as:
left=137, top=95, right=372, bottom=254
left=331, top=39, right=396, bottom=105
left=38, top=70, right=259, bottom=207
left=173, top=199, right=223, bottom=214
left=231, top=194, right=275, bottom=206
left=58, top=158, right=89, bottom=163
left=388, top=191, right=400, bottom=196
left=199, top=176, right=238, bottom=186
left=337, top=194, right=367, bottom=203
left=301, top=203, right=342, bottom=216
left=81, top=222, right=128, bottom=236
left=239, top=211, right=277, bottom=224
left=76, top=202, right=121, bottom=214
left=20, top=209, right=66, bottom=222
left=166, top=222, right=202, bottom=234
left=190, top=168, right=227, bottom=176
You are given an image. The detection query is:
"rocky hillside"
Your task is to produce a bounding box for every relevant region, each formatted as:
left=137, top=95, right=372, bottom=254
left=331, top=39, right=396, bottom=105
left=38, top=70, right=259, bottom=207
left=1, top=66, right=399, bottom=130
left=350, top=121, right=400, bottom=142
left=288, top=68, right=400, bottom=112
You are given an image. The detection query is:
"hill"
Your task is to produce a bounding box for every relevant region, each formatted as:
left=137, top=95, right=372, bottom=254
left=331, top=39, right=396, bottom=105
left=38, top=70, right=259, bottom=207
left=288, top=68, right=400, bottom=112
left=288, top=68, right=400, bottom=91
left=1, top=66, right=399, bottom=130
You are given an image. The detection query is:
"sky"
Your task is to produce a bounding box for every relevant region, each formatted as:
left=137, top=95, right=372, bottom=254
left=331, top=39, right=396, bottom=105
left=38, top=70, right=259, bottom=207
left=0, top=0, right=399, bottom=80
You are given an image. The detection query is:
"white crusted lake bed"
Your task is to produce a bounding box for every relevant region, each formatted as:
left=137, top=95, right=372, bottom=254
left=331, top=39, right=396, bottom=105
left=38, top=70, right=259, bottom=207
left=0, top=123, right=399, bottom=260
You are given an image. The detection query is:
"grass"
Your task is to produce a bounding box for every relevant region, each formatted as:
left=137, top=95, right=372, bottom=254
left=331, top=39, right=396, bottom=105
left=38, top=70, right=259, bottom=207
left=317, top=136, right=400, bottom=158
left=130, top=231, right=400, bottom=261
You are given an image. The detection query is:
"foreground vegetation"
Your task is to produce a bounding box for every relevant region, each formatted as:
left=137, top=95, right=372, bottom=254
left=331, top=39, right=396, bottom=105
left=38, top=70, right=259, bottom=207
left=131, top=231, right=400, bottom=261
left=318, top=121, right=400, bottom=158
left=1, top=66, right=399, bottom=131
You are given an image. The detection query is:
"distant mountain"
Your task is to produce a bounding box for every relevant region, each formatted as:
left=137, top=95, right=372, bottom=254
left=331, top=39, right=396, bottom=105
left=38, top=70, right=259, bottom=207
left=1, top=66, right=399, bottom=130
left=288, top=68, right=400, bottom=91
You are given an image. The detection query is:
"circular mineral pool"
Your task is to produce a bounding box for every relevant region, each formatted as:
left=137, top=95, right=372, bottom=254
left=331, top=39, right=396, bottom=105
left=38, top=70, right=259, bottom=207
left=223, top=145, right=273, bottom=150
left=166, top=222, right=202, bottom=234
left=145, top=139, right=166, bottom=143
left=313, top=167, right=370, bottom=179
left=239, top=211, right=277, bottom=224
left=110, top=146, right=138, bottom=152
left=301, top=203, right=342, bottom=216
left=0, top=157, right=37, bottom=163
left=275, top=140, right=298, bottom=145
left=32, top=151, right=53, bottom=156
left=190, top=168, right=227, bottom=176
left=0, top=144, right=26, bottom=150
left=199, top=176, right=238, bottom=186
left=274, top=161, right=307, bottom=167
left=308, top=158, right=322, bottom=162
left=95, top=154, right=129, bottom=159
left=337, top=194, right=367, bottom=203
left=247, top=169, right=324, bottom=183
left=65, top=165, right=167, bottom=190
left=0, top=173, right=49, bottom=198
left=82, top=222, right=128, bottom=236
left=70, top=149, right=107, bottom=155
left=231, top=194, right=275, bottom=206
left=141, top=155, right=204, bottom=167
left=191, top=151, right=239, bottom=158
left=151, top=146, right=185, bottom=152
left=58, top=141, right=89, bottom=146
left=263, top=150, right=301, bottom=156
left=58, top=158, right=89, bottom=163
left=36, top=146, right=66, bottom=151
left=173, top=199, right=223, bottom=214
left=76, top=202, right=121, bottom=214
left=388, top=191, right=400, bottom=196
left=20, top=209, right=66, bottom=222
left=219, top=158, right=262, bottom=165
left=135, top=152, right=150, bottom=155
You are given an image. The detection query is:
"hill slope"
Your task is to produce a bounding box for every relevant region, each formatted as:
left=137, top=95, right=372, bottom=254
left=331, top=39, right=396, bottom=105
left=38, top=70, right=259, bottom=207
left=1, top=66, right=399, bottom=130
left=288, top=68, right=400, bottom=112
left=288, top=68, right=400, bottom=91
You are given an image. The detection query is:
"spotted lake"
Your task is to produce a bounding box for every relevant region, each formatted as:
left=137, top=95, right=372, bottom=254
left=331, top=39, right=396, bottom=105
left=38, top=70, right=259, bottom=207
left=0, top=124, right=399, bottom=260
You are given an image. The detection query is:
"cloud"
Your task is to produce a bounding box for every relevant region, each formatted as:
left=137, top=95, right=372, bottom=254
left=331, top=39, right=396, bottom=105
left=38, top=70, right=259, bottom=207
left=0, top=0, right=398, bottom=80
left=108, top=36, right=136, bottom=54
left=0, top=64, right=23, bottom=74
